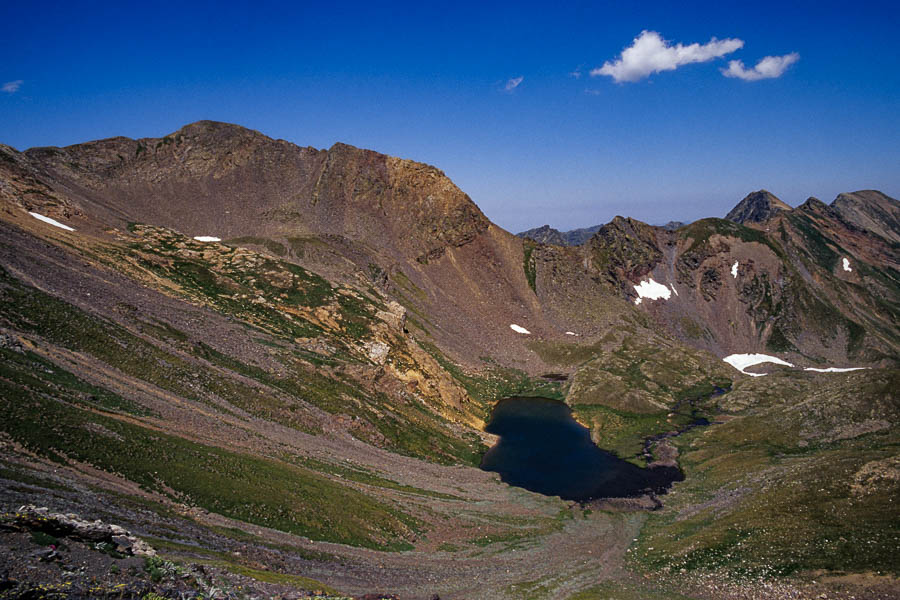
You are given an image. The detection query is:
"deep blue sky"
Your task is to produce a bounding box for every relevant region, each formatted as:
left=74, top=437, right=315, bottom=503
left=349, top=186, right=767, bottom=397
left=2, top=1, right=898, bottom=231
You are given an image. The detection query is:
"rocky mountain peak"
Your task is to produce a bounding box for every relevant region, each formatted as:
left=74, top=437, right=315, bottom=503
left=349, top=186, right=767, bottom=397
left=177, top=119, right=252, bottom=133
left=172, top=120, right=286, bottom=146
left=518, top=224, right=567, bottom=246
left=167, top=120, right=279, bottom=155
left=8, top=121, right=492, bottom=263
left=797, top=196, right=831, bottom=215
left=831, top=190, right=900, bottom=243
left=725, top=190, right=792, bottom=224
left=588, top=216, right=663, bottom=282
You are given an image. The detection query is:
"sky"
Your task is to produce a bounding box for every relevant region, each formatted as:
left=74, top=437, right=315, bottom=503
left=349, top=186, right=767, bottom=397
left=2, top=1, right=898, bottom=232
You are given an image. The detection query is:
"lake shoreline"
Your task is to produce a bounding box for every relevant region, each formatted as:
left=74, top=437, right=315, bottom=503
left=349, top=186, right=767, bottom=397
left=480, top=396, right=690, bottom=504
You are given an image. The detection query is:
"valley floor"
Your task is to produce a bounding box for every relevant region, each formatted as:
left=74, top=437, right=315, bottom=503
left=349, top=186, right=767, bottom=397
left=3, top=414, right=898, bottom=600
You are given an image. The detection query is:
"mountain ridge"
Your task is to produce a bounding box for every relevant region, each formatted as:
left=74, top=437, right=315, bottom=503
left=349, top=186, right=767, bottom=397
left=4, top=120, right=898, bottom=368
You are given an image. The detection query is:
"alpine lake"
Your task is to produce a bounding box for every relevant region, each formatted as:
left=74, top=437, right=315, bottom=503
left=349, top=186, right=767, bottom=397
left=479, top=396, right=685, bottom=502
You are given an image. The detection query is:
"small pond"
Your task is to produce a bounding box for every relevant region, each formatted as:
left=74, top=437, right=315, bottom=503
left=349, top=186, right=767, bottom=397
left=479, top=396, right=683, bottom=502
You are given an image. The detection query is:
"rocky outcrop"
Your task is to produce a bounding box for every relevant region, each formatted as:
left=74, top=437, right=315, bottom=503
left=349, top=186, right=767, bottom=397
left=375, top=300, right=407, bottom=332
left=0, top=332, right=25, bottom=353
left=725, top=190, right=792, bottom=224
left=12, top=505, right=156, bottom=557
left=587, top=216, right=663, bottom=283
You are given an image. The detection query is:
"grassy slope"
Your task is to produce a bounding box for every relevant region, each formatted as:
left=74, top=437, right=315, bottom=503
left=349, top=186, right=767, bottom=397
left=0, top=226, right=493, bottom=551
left=528, top=333, right=732, bottom=462
left=633, top=369, right=900, bottom=578
left=4, top=224, right=485, bottom=465
left=0, top=346, right=418, bottom=550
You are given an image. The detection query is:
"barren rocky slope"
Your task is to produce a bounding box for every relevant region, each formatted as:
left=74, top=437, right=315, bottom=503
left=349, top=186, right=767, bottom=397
left=528, top=190, right=899, bottom=364
left=0, top=122, right=897, bottom=599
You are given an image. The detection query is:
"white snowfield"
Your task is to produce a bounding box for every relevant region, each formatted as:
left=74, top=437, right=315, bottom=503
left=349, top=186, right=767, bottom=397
left=724, top=353, right=869, bottom=376
left=29, top=212, right=75, bottom=232
left=510, top=324, right=531, bottom=334
left=565, top=331, right=578, bottom=336
left=731, top=261, right=739, bottom=278
left=633, top=278, right=671, bottom=305
left=723, top=353, right=794, bottom=377
left=842, top=257, right=852, bottom=272
left=193, top=236, right=222, bottom=242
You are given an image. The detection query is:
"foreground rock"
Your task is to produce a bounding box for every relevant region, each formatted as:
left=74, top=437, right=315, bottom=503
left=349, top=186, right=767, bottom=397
left=1, top=506, right=399, bottom=599
left=13, top=505, right=156, bottom=557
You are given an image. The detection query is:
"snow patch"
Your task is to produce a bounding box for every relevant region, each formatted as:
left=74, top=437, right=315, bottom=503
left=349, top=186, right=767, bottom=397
left=725, top=353, right=872, bottom=377
left=842, top=257, right=852, bottom=272
left=193, top=236, right=221, bottom=242
left=723, top=353, right=794, bottom=377
left=29, top=212, right=75, bottom=231
left=633, top=278, right=671, bottom=305
left=565, top=331, right=578, bottom=336
left=510, top=324, right=531, bottom=334
left=731, top=261, right=739, bottom=278
left=670, top=284, right=678, bottom=296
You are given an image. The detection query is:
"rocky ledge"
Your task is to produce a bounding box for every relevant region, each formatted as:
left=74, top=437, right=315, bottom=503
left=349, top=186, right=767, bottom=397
left=10, top=505, right=156, bottom=558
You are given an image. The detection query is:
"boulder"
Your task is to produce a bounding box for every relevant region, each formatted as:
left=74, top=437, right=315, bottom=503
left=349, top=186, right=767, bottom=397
left=15, top=505, right=156, bottom=557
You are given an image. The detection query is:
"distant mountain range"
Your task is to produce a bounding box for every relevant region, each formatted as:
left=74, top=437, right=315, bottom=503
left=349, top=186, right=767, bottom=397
left=517, top=224, right=603, bottom=246
left=518, top=221, right=685, bottom=246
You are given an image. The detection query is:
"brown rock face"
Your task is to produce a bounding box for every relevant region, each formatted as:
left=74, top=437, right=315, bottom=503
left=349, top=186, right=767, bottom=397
left=588, top=216, right=663, bottom=284
left=725, top=189, right=792, bottom=224
left=831, top=189, right=900, bottom=244
left=3, top=121, right=551, bottom=371
left=19, top=121, right=490, bottom=263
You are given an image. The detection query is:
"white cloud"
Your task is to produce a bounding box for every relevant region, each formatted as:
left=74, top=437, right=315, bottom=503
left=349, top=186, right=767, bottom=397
left=591, top=30, right=743, bottom=83
left=722, top=53, right=799, bottom=80
left=504, top=76, right=524, bottom=91
left=2, top=80, right=23, bottom=93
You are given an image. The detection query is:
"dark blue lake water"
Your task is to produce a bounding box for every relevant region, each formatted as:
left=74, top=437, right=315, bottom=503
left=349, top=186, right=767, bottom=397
left=479, top=396, right=683, bottom=502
